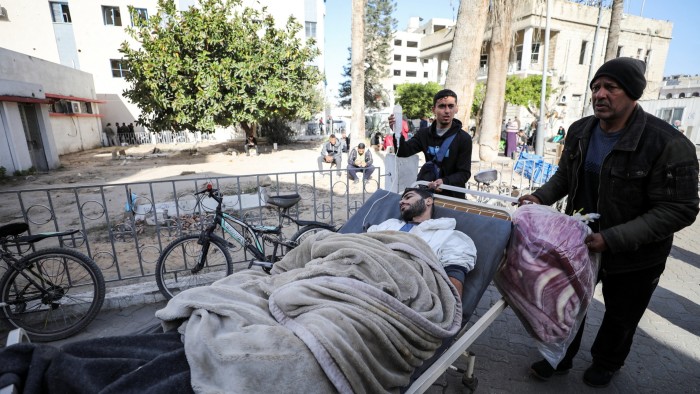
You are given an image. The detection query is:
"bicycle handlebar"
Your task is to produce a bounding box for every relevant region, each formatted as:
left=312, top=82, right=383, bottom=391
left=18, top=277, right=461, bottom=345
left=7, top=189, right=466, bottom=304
left=195, top=183, right=223, bottom=206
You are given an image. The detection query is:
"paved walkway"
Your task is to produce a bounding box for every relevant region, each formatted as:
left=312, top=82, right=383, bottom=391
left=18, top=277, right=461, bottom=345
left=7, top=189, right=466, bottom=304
left=2, top=147, right=699, bottom=393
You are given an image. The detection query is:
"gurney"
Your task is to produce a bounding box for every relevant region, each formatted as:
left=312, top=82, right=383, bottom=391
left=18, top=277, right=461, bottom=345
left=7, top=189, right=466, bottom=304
left=340, top=184, right=513, bottom=393
left=2, top=184, right=513, bottom=393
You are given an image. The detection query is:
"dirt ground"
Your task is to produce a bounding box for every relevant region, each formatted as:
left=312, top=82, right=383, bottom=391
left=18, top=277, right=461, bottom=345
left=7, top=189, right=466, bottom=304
left=0, top=139, right=340, bottom=191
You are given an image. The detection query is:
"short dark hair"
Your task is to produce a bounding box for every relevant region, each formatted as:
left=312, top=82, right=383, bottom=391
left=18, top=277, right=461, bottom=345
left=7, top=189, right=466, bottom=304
left=329, top=134, right=336, bottom=139
left=433, top=89, right=458, bottom=106
left=402, top=185, right=434, bottom=200
left=358, top=143, right=366, bottom=149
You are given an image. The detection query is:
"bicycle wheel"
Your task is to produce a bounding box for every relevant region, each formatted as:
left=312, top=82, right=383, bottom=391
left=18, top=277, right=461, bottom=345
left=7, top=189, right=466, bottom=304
left=0, top=248, right=105, bottom=342
left=156, top=233, right=232, bottom=300
left=290, top=225, right=335, bottom=250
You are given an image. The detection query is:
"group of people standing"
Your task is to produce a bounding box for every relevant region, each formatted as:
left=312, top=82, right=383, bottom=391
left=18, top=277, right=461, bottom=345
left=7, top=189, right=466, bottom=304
left=103, top=122, right=135, bottom=147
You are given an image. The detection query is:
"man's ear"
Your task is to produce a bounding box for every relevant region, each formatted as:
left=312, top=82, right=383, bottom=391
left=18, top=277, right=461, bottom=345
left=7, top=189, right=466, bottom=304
left=425, top=196, right=434, bottom=208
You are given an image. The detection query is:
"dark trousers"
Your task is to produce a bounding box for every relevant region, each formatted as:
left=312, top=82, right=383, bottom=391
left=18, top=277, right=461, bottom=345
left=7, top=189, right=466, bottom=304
left=347, top=164, right=375, bottom=181
left=559, top=263, right=665, bottom=371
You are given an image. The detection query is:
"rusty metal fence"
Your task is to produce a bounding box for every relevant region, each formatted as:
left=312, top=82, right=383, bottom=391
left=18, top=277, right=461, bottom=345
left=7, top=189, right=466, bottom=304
left=0, top=153, right=560, bottom=286
left=0, top=170, right=383, bottom=285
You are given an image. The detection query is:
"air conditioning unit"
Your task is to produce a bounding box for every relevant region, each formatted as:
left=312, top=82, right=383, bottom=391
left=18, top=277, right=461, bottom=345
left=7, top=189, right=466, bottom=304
left=70, top=101, right=82, bottom=114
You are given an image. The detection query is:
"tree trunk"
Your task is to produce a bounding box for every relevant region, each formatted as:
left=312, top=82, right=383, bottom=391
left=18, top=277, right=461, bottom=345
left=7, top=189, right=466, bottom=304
left=351, top=0, right=367, bottom=144
left=604, top=0, right=624, bottom=61
left=479, top=0, right=514, bottom=161
left=444, top=0, right=489, bottom=129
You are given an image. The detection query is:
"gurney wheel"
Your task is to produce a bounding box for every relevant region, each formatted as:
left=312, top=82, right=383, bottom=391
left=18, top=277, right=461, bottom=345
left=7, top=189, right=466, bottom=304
left=461, top=374, right=478, bottom=393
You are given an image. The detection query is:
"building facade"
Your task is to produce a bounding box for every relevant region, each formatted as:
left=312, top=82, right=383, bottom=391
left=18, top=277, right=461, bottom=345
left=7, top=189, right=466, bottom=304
left=0, top=0, right=325, bottom=139
left=0, top=47, right=103, bottom=174
left=388, top=0, right=673, bottom=133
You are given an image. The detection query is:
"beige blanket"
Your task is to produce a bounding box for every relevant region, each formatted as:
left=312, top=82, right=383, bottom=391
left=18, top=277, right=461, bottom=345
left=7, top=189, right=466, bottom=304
left=156, top=230, right=461, bottom=393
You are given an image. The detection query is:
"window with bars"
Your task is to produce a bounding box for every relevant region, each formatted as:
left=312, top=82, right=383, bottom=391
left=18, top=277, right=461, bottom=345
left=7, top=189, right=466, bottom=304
left=305, top=21, right=316, bottom=38
left=49, top=2, right=71, bottom=23
left=110, top=59, right=129, bottom=78
left=103, top=6, right=122, bottom=26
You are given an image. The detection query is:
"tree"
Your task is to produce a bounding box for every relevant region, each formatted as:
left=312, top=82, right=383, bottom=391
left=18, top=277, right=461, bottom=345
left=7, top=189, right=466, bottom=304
left=505, top=75, right=553, bottom=118
left=339, top=0, right=396, bottom=111
left=350, top=0, right=367, bottom=143
left=444, top=0, right=489, bottom=128
left=478, top=0, right=514, bottom=161
left=395, top=82, right=442, bottom=119
left=604, top=0, right=624, bottom=61
left=120, top=0, right=322, bottom=137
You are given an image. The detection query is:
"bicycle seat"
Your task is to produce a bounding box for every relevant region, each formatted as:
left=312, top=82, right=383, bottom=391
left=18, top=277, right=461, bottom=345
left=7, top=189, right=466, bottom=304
left=0, top=222, right=29, bottom=238
left=474, top=169, right=498, bottom=184
left=265, top=193, right=302, bottom=209
left=14, top=229, right=81, bottom=244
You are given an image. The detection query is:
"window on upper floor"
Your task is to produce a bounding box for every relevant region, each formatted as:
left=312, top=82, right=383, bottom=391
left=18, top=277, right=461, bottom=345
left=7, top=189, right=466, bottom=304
left=657, top=107, right=684, bottom=124
left=393, top=70, right=401, bottom=76
left=49, top=2, right=72, bottom=23
left=644, top=49, right=651, bottom=65
left=679, top=93, right=686, bottom=98
left=103, top=6, right=122, bottom=26
left=305, top=21, right=316, bottom=38
left=637, top=48, right=643, bottom=59
left=693, top=92, right=700, bottom=97
left=406, top=56, right=417, bottom=63
left=406, top=71, right=417, bottom=77
left=394, top=54, right=401, bottom=61
left=407, top=41, right=418, bottom=48
left=616, top=46, right=623, bottom=57
left=531, top=43, right=541, bottom=63
left=423, top=71, right=428, bottom=78
left=110, top=59, right=129, bottom=78
left=665, top=93, right=673, bottom=99
left=394, top=39, right=402, bottom=46
left=131, top=7, right=148, bottom=26
left=579, top=40, right=588, bottom=65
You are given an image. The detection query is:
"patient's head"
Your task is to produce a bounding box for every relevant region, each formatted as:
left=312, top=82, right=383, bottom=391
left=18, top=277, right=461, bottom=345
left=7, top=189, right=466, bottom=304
left=400, top=186, right=434, bottom=222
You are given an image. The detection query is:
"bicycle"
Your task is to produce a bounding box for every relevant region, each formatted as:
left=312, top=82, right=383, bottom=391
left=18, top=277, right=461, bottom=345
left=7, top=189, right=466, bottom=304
left=0, top=222, right=105, bottom=342
left=155, top=183, right=337, bottom=299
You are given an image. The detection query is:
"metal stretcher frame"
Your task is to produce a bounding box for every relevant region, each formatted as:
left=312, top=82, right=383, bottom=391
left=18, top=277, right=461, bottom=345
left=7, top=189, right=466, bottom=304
left=339, top=183, right=513, bottom=393
left=3, top=184, right=513, bottom=394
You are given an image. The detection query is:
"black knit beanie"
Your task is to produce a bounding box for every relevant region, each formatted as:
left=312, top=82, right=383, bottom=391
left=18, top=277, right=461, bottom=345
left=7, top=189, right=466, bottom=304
left=590, top=57, right=647, bottom=100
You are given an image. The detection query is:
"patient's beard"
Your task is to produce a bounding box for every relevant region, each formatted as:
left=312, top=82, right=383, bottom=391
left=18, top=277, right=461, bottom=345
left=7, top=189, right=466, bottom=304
left=401, top=199, right=426, bottom=222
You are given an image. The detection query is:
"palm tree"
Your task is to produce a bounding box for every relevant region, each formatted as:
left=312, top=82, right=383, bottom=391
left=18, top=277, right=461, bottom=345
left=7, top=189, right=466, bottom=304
left=478, top=0, right=514, bottom=161
left=351, top=0, right=367, bottom=143
left=604, top=0, right=624, bottom=61
left=444, top=0, right=489, bottom=132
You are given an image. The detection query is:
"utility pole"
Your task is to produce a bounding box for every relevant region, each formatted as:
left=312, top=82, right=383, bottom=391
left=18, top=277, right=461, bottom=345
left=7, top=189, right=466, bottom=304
left=535, top=0, right=551, bottom=156
left=582, top=0, right=604, bottom=117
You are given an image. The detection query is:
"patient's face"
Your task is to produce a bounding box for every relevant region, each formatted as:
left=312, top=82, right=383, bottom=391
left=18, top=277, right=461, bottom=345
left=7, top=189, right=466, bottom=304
left=400, top=192, right=426, bottom=221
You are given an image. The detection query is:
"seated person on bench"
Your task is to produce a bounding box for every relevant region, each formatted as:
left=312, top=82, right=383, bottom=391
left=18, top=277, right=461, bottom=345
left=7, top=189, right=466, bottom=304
left=0, top=187, right=476, bottom=393
left=317, top=134, right=343, bottom=172
left=347, top=143, right=376, bottom=184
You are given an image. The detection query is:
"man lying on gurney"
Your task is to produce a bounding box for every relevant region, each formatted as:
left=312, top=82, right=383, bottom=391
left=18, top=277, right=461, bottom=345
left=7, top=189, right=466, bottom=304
left=0, top=186, right=477, bottom=394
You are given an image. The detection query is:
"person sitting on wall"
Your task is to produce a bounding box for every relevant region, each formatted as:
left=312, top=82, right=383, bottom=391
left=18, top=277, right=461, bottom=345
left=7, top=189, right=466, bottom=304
left=347, top=143, right=375, bottom=184
left=245, top=135, right=259, bottom=156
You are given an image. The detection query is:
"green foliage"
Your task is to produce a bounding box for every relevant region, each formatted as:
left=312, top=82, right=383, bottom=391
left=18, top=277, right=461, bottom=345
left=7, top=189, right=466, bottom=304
left=0, top=166, right=5, bottom=179
left=395, top=82, right=441, bottom=119
left=505, top=75, right=551, bottom=110
left=258, top=118, right=294, bottom=145
left=12, top=167, right=36, bottom=177
left=338, top=0, right=397, bottom=110
left=120, top=0, right=322, bottom=133
left=471, top=82, right=486, bottom=118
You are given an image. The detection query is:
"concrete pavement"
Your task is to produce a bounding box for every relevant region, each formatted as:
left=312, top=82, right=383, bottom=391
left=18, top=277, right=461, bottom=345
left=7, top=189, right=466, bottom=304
left=2, top=149, right=699, bottom=392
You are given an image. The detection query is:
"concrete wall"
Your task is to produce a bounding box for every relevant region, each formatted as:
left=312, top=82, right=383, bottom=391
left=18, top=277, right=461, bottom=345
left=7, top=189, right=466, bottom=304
left=639, top=97, right=700, bottom=144
left=0, top=48, right=102, bottom=172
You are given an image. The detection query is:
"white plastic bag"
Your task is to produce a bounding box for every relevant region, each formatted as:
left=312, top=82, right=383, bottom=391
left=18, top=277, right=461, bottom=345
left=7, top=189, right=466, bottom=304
left=495, top=204, right=600, bottom=367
